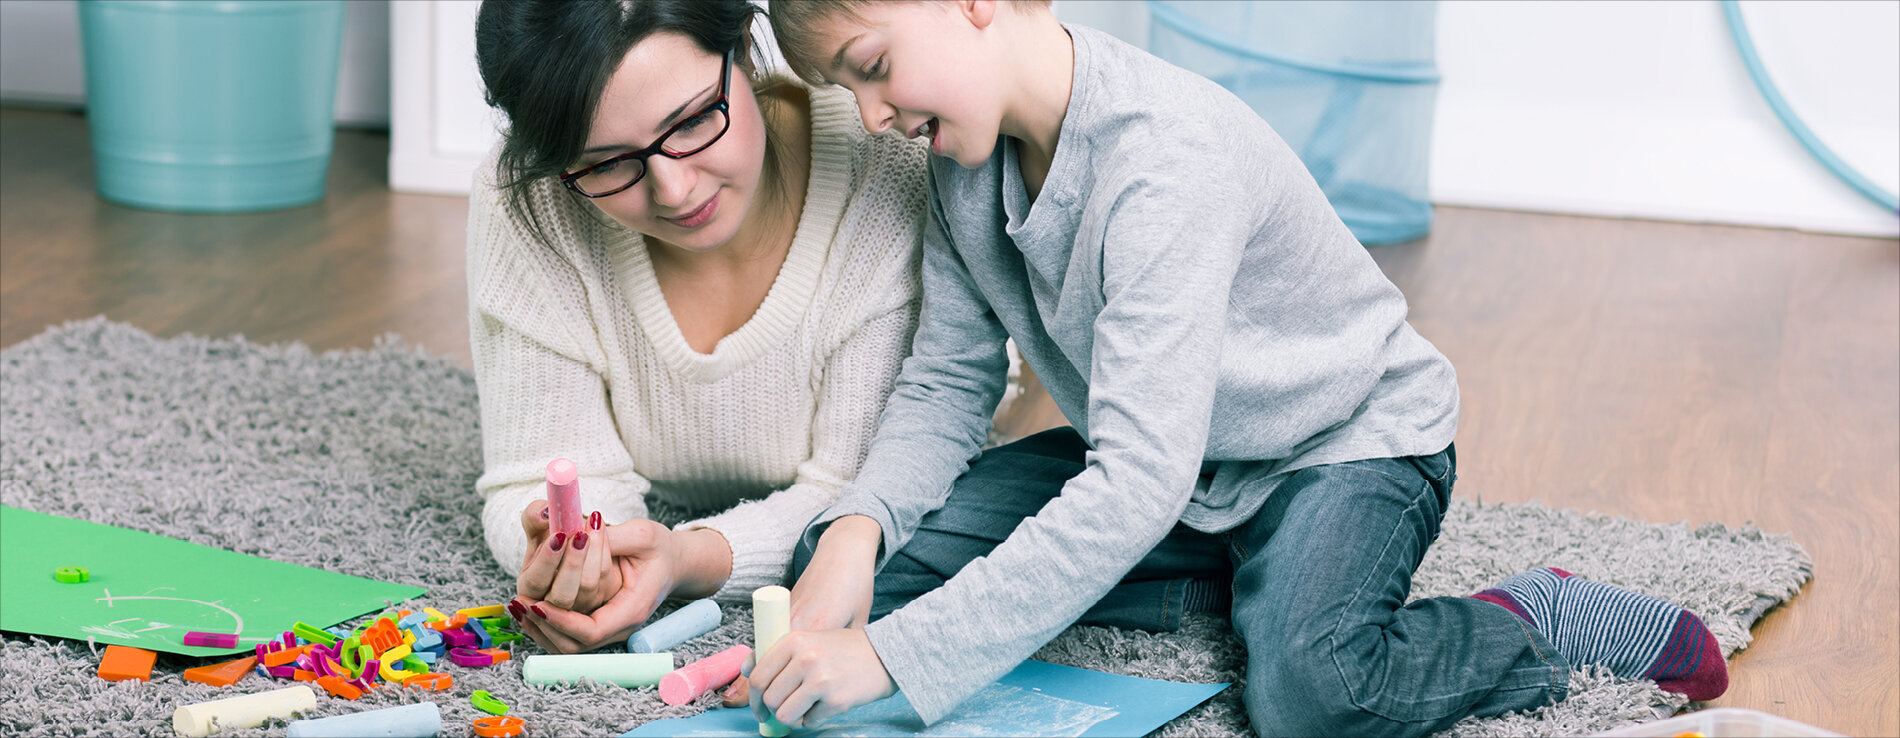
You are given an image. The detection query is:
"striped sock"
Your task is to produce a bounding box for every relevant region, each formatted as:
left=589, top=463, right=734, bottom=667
left=1472, top=567, right=1728, bottom=700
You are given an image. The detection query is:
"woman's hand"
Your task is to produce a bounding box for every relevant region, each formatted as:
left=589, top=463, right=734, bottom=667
left=512, top=517, right=735, bottom=652
left=517, top=501, right=621, bottom=613
left=507, top=556, right=649, bottom=652
left=788, top=515, right=883, bottom=631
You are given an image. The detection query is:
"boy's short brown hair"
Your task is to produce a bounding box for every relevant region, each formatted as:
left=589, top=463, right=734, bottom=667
left=769, top=1, right=1052, bottom=85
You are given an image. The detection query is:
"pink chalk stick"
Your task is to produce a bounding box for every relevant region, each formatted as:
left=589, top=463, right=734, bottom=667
left=659, top=644, right=751, bottom=706
left=546, top=458, right=583, bottom=535
left=182, top=631, right=239, bottom=648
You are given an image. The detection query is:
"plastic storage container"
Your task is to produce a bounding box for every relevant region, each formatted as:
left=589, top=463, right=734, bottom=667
left=1148, top=0, right=1439, bottom=245
left=1595, top=707, right=1844, bottom=737
left=78, top=0, right=345, bottom=212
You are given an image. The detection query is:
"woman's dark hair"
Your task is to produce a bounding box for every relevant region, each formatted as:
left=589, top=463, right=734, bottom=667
left=476, top=0, right=791, bottom=246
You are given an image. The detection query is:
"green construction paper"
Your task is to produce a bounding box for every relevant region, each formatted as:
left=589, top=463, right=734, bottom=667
left=0, top=506, right=425, bottom=657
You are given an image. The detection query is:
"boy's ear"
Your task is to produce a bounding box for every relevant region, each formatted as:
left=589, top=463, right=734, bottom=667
left=958, top=0, right=997, bottom=31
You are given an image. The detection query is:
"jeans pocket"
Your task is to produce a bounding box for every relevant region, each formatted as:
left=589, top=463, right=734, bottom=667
left=1409, top=444, right=1455, bottom=490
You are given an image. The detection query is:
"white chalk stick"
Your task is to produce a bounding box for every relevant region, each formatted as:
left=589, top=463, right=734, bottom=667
left=172, top=685, right=317, bottom=737
left=753, top=586, right=791, bottom=737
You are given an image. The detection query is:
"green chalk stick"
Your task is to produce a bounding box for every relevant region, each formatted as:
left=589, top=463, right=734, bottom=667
left=522, top=653, right=674, bottom=688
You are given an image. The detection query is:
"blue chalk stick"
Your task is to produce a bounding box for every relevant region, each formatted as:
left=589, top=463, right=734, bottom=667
left=626, top=599, right=721, bottom=654
left=285, top=702, right=440, bottom=738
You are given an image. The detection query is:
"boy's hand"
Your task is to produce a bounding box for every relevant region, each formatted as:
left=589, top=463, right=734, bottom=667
left=788, top=515, right=882, bottom=630
left=747, top=628, right=897, bottom=728
left=517, top=501, right=621, bottom=613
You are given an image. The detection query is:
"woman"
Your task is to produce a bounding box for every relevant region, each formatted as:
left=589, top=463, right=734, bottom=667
left=468, top=0, right=928, bottom=653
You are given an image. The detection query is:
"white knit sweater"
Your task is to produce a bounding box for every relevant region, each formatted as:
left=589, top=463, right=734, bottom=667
left=466, top=86, right=928, bottom=601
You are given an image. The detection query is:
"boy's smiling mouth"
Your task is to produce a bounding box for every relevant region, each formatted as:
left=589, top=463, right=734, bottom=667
left=908, top=118, right=942, bottom=154
left=908, top=118, right=939, bottom=142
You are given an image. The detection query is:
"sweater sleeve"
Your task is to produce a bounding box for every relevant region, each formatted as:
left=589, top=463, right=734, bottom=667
left=861, top=175, right=1252, bottom=723
left=466, top=166, right=650, bottom=574
left=804, top=195, right=1013, bottom=567
left=676, top=294, right=920, bottom=600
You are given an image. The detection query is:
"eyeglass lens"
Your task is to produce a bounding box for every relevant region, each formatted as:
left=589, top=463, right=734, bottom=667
left=570, top=106, right=730, bottom=196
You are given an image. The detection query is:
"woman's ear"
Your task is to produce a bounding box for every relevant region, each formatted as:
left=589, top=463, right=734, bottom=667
left=738, top=12, right=763, bottom=81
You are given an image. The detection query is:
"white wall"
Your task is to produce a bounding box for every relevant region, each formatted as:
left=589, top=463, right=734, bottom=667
left=389, top=0, right=500, bottom=194
left=387, top=0, right=1897, bottom=237
left=1432, top=0, right=1896, bottom=237
left=0, top=0, right=392, bottom=126
left=1059, top=0, right=1898, bottom=237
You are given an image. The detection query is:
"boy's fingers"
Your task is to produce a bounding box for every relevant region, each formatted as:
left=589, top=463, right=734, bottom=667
left=806, top=697, right=852, bottom=728
left=722, top=676, right=750, bottom=707
left=777, top=682, right=823, bottom=729
left=749, top=670, right=770, bottom=724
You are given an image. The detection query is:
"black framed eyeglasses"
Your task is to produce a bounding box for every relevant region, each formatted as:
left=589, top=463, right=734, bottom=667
left=560, top=50, right=734, bottom=198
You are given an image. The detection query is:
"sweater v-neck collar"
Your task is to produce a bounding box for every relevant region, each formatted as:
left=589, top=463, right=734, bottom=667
left=609, top=87, right=859, bottom=382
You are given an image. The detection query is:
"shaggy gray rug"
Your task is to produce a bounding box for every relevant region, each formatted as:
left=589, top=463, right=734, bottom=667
left=0, top=319, right=1812, bottom=737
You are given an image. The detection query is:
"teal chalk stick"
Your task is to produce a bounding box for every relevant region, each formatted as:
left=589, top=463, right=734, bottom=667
left=286, top=702, right=440, bottom=738
left=626, top=599, right=722, bottom=654
left=523, top=653, right=675, bottom=687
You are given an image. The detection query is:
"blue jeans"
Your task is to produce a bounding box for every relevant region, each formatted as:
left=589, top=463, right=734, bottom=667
left=794, top=427, right=1570, bottom=736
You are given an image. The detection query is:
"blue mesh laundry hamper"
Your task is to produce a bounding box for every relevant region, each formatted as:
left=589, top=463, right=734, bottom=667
left=1149, top=1, right=1440, bottom=245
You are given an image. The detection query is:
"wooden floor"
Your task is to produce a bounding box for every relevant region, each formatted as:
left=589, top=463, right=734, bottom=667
left=3, top=107, right=1895, bottom=735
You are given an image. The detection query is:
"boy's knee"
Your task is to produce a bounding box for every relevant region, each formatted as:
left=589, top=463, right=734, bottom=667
left=1244, top=646, right=1388, bottom=737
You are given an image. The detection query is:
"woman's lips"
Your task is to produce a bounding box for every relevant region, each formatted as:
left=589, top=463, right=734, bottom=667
left=665, top=192, right=719, bottom=228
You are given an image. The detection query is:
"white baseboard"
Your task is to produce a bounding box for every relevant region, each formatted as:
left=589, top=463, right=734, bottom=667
left=389, top=152, right=482, bottom=197
left=1431, top=103, right=1898, bottom=238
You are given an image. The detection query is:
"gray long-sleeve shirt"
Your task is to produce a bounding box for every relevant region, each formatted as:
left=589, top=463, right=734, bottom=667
left=805, top=24, right=1459, bottom=723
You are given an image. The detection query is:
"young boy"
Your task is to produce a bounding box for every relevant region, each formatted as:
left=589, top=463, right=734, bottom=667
left=744, top=2, right=1728, bottom=734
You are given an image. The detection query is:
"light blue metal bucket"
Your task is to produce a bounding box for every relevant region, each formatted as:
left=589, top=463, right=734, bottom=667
left=79, top=0, right=344, bottom=212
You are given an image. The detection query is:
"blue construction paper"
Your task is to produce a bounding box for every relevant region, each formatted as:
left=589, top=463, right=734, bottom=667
left=621, top=660, right=1228, bottom=737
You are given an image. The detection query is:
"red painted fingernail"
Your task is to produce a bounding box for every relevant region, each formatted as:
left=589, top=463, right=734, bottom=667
left=507, top=601, right=525, bottom=619
left=590, top=511, right=602, bottom=529
left=531, top=605, right=547, bottom=619
left=572, top=531, right=588, bottom=550
left=551, top=532, right=566, bottom=551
